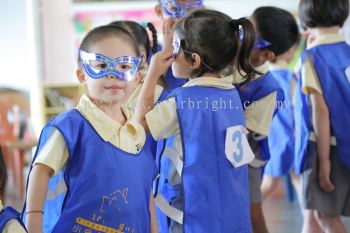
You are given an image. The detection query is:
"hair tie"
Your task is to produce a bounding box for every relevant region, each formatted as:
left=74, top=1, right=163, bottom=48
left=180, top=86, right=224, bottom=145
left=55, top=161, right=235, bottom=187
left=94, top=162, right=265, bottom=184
left=140, top=21, right=148, bottom=29
left=231, top=19, right=240, bottom=31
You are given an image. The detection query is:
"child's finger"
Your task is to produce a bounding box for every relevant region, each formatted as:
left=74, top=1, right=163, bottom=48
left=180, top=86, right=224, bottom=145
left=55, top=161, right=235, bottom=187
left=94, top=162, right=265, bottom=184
left=319, top=177, right=335, bottom=192
left=164, top=18, right=176, bottom=34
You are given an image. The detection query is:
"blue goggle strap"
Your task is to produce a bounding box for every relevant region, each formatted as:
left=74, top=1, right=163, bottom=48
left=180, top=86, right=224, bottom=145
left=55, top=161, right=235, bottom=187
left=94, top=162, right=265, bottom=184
left=239, top=30, right=272, bottom=49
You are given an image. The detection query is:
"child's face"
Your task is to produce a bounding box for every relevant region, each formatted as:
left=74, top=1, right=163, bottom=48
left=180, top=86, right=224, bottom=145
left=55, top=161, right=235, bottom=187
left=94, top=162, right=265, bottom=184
left=248, top=17, right=275, bottom=67
left=171, top=34, right=192, bottom=78
left=155, top=0, right=204, bottom=20
left=249, top=36, right=275, bottom=67
left=77, top=36, right=142, bottom=105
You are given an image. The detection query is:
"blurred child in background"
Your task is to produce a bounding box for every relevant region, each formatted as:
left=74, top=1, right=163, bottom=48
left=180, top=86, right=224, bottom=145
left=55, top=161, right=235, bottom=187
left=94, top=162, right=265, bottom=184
left=154, top=0, right=205, bottom=91
left=0, top=147, right=26, bottom=233
left=295, top=0, right=350, bottom=232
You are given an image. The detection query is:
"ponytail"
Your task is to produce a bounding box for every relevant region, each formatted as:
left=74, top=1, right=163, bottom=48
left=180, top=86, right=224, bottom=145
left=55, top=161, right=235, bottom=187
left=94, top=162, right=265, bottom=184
left=235, top=18, right=260, bottom=83
left=145, top=22, right=158, bottom=55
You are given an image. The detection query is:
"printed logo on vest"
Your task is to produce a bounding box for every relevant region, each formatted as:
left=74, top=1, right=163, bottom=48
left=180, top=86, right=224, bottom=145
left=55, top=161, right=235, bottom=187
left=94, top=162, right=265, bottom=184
left=225, top=125, right=255, bottom=167
left=72, top=188, right=135, bottom=233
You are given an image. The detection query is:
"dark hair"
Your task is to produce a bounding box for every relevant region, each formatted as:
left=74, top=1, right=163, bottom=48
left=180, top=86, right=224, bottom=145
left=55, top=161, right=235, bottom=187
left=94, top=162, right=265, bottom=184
left=0, top=147, right=7, bottom=198
left=174, top=9, right=258, bottom=81
left=299, top=0, right=349, bottom=28
left=109, top=21, right=158, bottom=59
left=78, top=25, right=140, bottom=63
left=252, top=6, right=300, bottom=56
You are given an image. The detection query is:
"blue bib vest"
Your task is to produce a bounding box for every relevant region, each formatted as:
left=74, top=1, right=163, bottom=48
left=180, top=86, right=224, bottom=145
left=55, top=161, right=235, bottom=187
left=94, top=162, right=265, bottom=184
left=235, top=72, right=284, bottom=161
left=155, top=86, right=252, bottom=233
left=146, top=89, right=171, bottom=160
left=294, top=42, right=350, bottom=173
left=22, top=109, right=156, bottom=233
left=0, top=207, right=26, bottom=232
left=264, top=69, right=295, bottom=176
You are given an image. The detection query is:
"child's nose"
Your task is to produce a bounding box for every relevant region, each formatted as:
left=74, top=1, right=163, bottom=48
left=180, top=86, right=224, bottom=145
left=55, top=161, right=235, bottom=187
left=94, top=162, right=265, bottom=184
left=106, top=74, right=118, bottom=79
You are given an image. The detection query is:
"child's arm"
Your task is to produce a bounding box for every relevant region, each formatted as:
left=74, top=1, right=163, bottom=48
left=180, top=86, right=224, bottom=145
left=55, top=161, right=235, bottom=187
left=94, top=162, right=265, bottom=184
left=309, top=89, right=335, bottom=192
left=134, top=50, right=174, bottom=131
left=149, top=191, right=158, bottom=233
left=162, top=18, right=176, bottom=51
left=25, top=164, right=53, bottom=233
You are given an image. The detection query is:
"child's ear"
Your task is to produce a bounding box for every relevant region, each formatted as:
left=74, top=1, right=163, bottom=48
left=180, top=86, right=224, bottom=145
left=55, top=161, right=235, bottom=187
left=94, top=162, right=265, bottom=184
left=259, top=50, right=275, bottom=63
left=76, top=68, right=86, bottom=84
left=190, top=53, right=202, bottom=69
left=140, top=52, right=147, bottom=67
left=155, top=4, right=164, bottom=19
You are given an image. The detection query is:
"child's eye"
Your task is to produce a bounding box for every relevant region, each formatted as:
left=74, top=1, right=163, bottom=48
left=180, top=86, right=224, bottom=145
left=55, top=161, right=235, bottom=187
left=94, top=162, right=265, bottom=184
left=166, top=2, right=180, bottom=12
left=90, top=61, right=108, bottom=70
left=116, top=63, right=133, bottom=72
left=99, top=63, right=107, bottom=69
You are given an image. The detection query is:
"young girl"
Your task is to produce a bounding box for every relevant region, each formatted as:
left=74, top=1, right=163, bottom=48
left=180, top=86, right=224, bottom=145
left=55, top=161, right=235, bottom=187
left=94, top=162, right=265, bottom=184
left=154, top=0, right=205, bottom=91
left=0, top=147, right=27, bottom=233
left=232, top=9, right=285, bottom=233
left=109, top=20, right=170, bottom=161
left=22, top=25, right=158, bottom=233
left=109, top=21, right=168, bottom=113
left=295, top=0, right=350, bottom=232
left=252, top=7, right=300, bottom=196
left=136, top=9, right=256, bottom=233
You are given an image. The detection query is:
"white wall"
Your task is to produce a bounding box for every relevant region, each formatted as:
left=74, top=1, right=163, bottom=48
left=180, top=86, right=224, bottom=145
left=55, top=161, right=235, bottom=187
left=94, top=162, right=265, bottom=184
left=43, top=0, right=299, bottom=84
left=0, top=0, right=43, bottom=136
left=206, top=0, right=299, bottom=18
left=0, top=0, right=29, bottom=91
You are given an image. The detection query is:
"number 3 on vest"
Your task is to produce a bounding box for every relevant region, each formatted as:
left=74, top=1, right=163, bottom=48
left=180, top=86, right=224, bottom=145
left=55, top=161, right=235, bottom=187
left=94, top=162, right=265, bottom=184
left=225, top=125, right=255, bottom=167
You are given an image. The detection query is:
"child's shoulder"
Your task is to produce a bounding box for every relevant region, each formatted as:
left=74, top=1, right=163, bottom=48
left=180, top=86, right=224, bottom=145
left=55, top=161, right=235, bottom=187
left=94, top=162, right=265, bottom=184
left=48, top=109, right=83, bottom=125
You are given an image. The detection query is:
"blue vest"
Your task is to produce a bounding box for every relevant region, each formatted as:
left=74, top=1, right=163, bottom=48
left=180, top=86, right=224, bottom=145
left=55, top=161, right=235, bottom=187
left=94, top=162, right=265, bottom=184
left=146, top=89, right=171, bottom=160
left=235, top=72, right=284, bottom=161
left=165, top=69, right=188, bottom=92
left=22, top=109, right=156, bottom=233
left=294, top=42, right=350, bottom=173
left=156, top=86, right=252, bottom=233
left=293, top=77, right=312, bottom=175
left=264, top=69, right=295, bottom=176
left=0, top=207, right=26, bottom=232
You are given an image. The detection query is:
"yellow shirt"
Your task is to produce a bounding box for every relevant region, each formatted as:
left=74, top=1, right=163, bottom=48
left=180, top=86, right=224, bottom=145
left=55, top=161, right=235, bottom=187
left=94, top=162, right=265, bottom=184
left=126, top=83, right=164, bottom=113
left=34, top=94, right=146, bottom=175
left=146, top=76, right=235, bottom=160
left=0, top=201, right=26, bottom=233
left=302, top=33, right=346, bottom=95
left=232, top=63, right=277, bottom=136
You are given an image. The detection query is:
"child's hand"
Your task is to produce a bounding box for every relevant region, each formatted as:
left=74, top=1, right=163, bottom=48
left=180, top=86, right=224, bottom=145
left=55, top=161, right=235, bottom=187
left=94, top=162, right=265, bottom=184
left=146, top=50, right=174, bottom=81
left=318, top=159, right=335, bottom=192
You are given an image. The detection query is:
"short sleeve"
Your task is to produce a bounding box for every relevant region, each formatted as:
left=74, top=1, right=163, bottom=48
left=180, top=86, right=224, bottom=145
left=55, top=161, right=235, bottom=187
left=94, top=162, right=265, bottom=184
left=145, top=97, right=180, bottom=140
left=244, top=92, right=277, bottom=136
left=33, top=129, right=68, bottom=176
left=301, top=56, right=323, bottom=95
